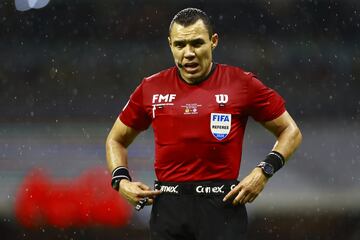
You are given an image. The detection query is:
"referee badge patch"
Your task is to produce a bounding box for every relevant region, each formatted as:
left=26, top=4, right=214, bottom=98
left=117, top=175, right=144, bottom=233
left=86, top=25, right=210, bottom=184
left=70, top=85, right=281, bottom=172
left=210, top=113, right=231, bottom=140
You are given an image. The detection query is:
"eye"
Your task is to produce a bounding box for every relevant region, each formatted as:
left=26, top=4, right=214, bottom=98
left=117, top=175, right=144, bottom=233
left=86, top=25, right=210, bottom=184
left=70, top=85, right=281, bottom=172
left=191, top=40, right=205, bottom=48
left=174, top=42, right=185, bottom=49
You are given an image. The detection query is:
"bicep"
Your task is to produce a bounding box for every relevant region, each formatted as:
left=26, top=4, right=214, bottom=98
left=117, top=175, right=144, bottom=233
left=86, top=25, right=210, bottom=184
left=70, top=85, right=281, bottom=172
left=260, top=111, right=298, bottom=137
left=107, top=118, right=140, bottom=147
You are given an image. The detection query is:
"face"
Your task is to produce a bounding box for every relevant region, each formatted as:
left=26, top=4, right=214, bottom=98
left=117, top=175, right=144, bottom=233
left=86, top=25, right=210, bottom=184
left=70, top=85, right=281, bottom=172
left=168, top=19, right=218, bottom=84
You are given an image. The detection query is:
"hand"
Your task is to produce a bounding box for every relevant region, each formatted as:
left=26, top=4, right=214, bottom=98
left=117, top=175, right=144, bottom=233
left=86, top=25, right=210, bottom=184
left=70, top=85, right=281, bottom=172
left=223, top=167, right=269, bottom=205
left=118, top=180, right=161, bottom=206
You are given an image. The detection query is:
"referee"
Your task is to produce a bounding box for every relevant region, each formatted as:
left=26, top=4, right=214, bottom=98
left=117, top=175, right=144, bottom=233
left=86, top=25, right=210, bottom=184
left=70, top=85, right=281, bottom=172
left=106, top=8, right=302, bottom=240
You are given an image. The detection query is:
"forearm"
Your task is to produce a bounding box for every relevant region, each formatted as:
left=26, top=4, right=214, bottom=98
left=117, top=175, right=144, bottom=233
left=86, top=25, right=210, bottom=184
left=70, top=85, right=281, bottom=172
left=106, top=137, right=129, bottom=172
left=261, top=111, right=302, bottom=161
left=272, top=124, right=302, bottom=161
left=105, top=119, right=140, bottom=172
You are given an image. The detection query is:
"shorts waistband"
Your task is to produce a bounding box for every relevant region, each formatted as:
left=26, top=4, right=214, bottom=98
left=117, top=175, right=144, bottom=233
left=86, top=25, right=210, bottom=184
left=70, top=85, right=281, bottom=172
left=154, top=180, right=239, bottom=196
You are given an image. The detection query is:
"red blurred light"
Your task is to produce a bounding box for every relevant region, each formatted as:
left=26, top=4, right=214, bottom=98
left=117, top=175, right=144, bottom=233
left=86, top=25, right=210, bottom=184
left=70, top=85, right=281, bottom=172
left=15, top=167, right=132, bottom=228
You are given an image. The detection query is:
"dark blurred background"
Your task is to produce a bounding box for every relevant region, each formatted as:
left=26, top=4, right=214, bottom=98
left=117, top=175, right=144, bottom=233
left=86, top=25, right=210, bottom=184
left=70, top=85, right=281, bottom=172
left=1, top=0, right=360, bottom=239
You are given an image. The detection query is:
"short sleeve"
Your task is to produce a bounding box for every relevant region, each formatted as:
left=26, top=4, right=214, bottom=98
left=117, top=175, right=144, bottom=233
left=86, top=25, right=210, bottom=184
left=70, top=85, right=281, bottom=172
left=248, top=77, right=286, bottom=122
left=119, top=82, right=152, bottom=131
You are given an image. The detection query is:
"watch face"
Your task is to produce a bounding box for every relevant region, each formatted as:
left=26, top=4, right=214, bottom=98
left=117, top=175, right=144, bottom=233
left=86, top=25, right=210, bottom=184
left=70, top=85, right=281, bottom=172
left=263, top=164, right=274, bottom=175
left=111, top=179, right=121, bottom=191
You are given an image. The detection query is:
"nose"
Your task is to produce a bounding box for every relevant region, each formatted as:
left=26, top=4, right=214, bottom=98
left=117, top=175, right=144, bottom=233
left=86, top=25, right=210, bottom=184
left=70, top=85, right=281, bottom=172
left=184, top=45, right=195, bottom=59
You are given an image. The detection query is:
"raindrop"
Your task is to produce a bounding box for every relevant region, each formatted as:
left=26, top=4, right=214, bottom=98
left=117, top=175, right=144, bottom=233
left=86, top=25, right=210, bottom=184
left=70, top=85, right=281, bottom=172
left=49, top=67, right=58, bottom=79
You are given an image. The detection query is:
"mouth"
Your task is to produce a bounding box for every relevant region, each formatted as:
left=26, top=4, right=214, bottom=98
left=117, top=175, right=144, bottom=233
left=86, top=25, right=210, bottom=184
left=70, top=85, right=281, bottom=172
left=183, top=62, right=200, bottom=73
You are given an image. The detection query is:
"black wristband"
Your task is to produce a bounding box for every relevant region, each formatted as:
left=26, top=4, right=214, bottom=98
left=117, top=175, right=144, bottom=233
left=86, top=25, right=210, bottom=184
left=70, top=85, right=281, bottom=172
left=111, top=166, right=132, bottom=191
left=263, top=151, right=285, bottom=173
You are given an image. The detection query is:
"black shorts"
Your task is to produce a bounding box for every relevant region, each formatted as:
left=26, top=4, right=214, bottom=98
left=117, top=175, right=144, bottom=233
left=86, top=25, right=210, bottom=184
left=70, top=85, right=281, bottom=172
left=150, top=180, right=247, bottom=240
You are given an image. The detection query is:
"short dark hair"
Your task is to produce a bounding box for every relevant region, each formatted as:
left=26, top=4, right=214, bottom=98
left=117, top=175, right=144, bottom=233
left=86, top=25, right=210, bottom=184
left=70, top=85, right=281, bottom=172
left=169, top=8, right=213, bottom=38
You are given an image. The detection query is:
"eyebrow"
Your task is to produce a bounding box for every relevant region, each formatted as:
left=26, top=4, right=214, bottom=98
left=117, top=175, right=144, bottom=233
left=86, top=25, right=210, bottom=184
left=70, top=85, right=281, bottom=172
left=173, top=38, right=205, bottom=46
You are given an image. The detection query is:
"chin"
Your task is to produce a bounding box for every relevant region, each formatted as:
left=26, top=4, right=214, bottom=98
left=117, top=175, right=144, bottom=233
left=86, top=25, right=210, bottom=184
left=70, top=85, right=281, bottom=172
left=186, top=71, right=202, bottom=79
left=185, top=74, right=200, bottom=82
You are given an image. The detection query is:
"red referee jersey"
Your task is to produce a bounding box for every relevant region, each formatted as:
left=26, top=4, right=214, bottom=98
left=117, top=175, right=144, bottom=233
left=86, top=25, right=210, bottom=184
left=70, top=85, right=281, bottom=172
left=120, top=64, right=285, bottom=182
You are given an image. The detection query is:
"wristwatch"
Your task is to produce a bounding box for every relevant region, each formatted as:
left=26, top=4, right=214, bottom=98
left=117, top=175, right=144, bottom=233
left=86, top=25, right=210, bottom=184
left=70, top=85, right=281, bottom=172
left=111, top=178, right=121, bottom=191
left=257, top=162, right=274, bottom=178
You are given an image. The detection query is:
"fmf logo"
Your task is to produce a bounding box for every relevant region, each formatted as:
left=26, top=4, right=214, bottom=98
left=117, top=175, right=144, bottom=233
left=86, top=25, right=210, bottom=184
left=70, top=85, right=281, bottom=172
left=152, top=94, right=176, bottom=104
left=210, top=113, right=231, bottom=141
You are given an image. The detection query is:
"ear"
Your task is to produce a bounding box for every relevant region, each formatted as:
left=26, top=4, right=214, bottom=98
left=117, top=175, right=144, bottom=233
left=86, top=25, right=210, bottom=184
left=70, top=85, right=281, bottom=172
left=168, top=36, right=172, bottom=47
left=211, top=33, right=219, bottom=50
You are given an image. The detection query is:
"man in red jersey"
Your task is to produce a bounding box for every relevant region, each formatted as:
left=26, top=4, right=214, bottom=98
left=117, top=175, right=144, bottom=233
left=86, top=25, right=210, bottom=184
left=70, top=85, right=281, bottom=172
left=106, top=8, right=302, bottom=240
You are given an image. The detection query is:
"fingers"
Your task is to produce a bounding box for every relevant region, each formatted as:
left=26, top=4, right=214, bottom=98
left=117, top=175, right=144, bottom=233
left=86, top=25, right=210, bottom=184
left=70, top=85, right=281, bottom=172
left=122, top=192, right=157, bottom=206
left=233, top=189, right=257, bottom=205
left=223, top=185, right=241, bottom=202
left=134, top=182, right=161, bottom=197
left=146, top=198, right=154, bottom=205
left=137, top=182, right=151, bottom=191
left=224, top=169, right=268, bottom=205
left=138, top=190, right=162, bottom=198
left=119, top=181, right=161, bottom=206
left=232, top=189, right=246, bottom=205
left=223, top=183, right=259, bottom=205
left=134, top=196, right=156, bottom=207
left=248, top=195, right=257, bottom=203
